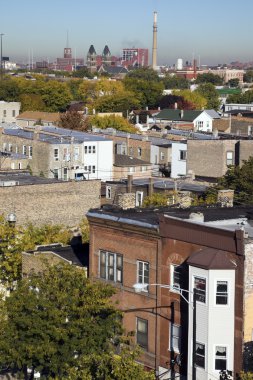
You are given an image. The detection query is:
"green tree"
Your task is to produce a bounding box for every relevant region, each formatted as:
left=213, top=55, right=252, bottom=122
left=227, top=90, right=253, bottom=104
left=195, top=83, right=220, bottom=110
left=41, top=81, right=73, bottom=112
left=0, top=79, right=20, bottom=101
left=126, top=68, right=160, bottom=82
left=124, top=77, right=164, bottom=109
left=93, top=91, right=140, bottom=116
left=72, top=68, right=95, bottom=79
left=243, top=70, right=253, bottom=83
left=89, top=114, right=137, bottom=133
left=173, top=89, right=207, bottom=109
left=143, top=193, right=169, bottom=207
left=239, top=373, right=253, bottom=380
left=217, top=156, right=253, bottom=204
left=195, top=73, right=224, bottom=85
left=0, top=264, right=121, bottom=379
left=227, top=78, right=240, bottom=88
left=64, top=346, right=155, bottom=380
left=19, top=94, right=46, bottom=112
left=163, top=75, right=190, bottom=89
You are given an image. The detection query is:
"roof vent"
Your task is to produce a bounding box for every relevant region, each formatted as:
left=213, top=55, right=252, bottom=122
left=189, top=212, right=204, bottom=222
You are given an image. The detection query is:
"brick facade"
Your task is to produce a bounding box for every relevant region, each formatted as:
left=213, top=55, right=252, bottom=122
left=0, top=180, right=101, bottom=226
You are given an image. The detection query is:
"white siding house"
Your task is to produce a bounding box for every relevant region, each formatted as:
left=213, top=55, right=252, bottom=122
left=171, top=142, right=187, bottom=178
left=187, top=256, right=236, bottom=380
left=0, top=101, right=21, bottom=123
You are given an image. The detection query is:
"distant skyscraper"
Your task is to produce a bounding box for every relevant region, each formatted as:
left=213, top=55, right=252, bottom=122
left=152, top=11, right=158, bottom=70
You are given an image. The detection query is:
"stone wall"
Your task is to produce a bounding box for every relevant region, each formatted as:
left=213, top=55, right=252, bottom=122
left=0, top=180, right=101, bottom=227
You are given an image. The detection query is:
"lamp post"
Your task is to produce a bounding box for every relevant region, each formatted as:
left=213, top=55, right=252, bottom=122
left=7, top=212, right=17, bottom=227
left=133, top=283, right=197, bottom=380
left=0, top=33, right=4, bottom=80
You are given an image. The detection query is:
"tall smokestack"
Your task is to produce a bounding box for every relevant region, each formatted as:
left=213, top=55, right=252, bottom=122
left=152, top=11, right=157, bottom=70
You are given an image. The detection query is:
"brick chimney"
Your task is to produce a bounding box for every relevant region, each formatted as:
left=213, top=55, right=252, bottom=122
left=148, top=177, right=154, bottom=196
left=127, top=175, right=133, bottom=193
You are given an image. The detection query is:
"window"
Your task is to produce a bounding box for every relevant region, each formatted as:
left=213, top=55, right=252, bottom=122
left=136, top=191, right=143, bottom=206
left=53, top=169, right=59, bottom=179
left=88, top=146, right=92, bottom=154
left=216, top=281, right=228, bottom=305
left=160, top=152, right=165, bottom=161
left=170, top=324, right=181, bottom=353
left=92, top=165, right=96, bottom=174
left=171, top=264, right=181, bottom=290
left=106, top=186, right=112, bottom=199
left=63, top=148, right=70, bottom=161
left=18, top=162, right=22, bottom=169
left=74, top=147, right=79, bottom=160
left=226, top=151, right=234, bottom=166
left=138, top=147, right=142, bottom=157
left=88, top=165, right=91, bottom=173
left=194, top=277, right=206, bottom=303
left=54, top=148, right=59, bottom=161
left=12, top=110, right=15, bottom=117
left=179, top=150, right=187, bottom=161
left=63, top=167, right=68, bottom=181
left=215, top=346, right=227, bottom=371
left=3, top=143, right=7, bottom=152
left=23, top=145, right=27, bottom=156
left=129, top=167, right=135, bottom=173
left=137, top=318, right=148, bottom=350
left=197, top=121, right=204, bottom=130
left=195, top=342, right=205, bottom=369
left=28, top=146, right=32, bottom=158
left=84, top=146, right=88, bottom=154
left=99, top=250, right=123, bottom=283
left=3, top=110, right=6, bottom=117
left=93, top=145, right=96, bottom=154
left=8, top=144, right=13, bottom=152
left=137, top=261, right=149, bottom=286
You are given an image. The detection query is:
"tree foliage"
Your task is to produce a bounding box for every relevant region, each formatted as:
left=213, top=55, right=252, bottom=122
left=126, top=68, right=160, bottom=82
left=227, top=78, right=240, bottom=88
left=195, top=83, right=220, bottom=110
left=89, top=114, right=137, bottom=133
left=0, top=79, right=21, bottom=101
left=0, top=264, right=121, bottom=379
left=124, top=77, right=164, bottom=109
left=162, top=75, right=190, bottom=89
left=243, top=70, right=253, bottom=83
left=217, top=156, right=253, bottom=204
left=173, top=89, right=207, bottom=109
left=195, top=73, right=223, bottom=85
left=143, top=193, right=169, bottom=207
left=58, top=111, right=88, bottom=131
left=159, top=94, right=195, bottom=110
left=227, top=90, right=253, bottom=104
left=64, top=346, right=155, bottom=380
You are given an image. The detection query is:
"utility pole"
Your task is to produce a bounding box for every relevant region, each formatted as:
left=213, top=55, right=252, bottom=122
left=0, top=33, right=4, bottom=80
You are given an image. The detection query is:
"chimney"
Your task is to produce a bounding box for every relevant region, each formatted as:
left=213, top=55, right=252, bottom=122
left=148, top=177, right=154, bottom=196
left=127, top=175, right=133, bottom=193
left=152, top=11, right=158, bottom=70
left=180, top=110, right=184, bottom=119
left=174, top=102, right=178, bottom=110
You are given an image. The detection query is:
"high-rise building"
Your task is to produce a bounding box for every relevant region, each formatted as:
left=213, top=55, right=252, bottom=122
left=86, top=45, right=97, bottom=72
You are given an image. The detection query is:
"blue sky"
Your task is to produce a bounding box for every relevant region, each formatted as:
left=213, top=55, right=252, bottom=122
left=1, top=0, right=253, bottom=66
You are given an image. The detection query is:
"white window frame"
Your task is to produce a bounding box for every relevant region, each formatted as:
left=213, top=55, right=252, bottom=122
left=63, top=167, right=68, bottom=181
left=93, top=145, right=96, bottom=154
left=99, top=250, right=123, bottom=284
left=23, top=145, right=27, bottom=156
left=215, top=280, right=229, bottom=306
left=179, top=150, right=187, bottom=161
left=137, top=260, right=149, bottom=287
left=106, top=186, right=112, bottom=199
left=169, top=323, right=181, bottom=354
left=170, top=264, right=181, bottom=292
left=195, top=341, right=205, bottom=369
left=226, top=151, right=234, bottom=166
left=214, top=345, right=228, bottom=372
left=74, top=147, right=79, bottom=160
left=53, top=168, right=59, bottom=179
left=160, top=151, right=165, bottom=161
left=136, top=191, right=143, bottom=206
left=28, top=146, right=33, bottom=159
left=193, top=276, right=207, bottom=304
left=137, top=147, right=142, bottom=157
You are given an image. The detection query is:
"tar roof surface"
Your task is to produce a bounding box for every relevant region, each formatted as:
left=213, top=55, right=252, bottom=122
left=0, top=173, right=63, bottom=185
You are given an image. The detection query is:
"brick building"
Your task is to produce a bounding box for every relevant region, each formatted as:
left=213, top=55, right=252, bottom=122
left=87, top=205, right=253, bottom=379
left=0, top=172, right=101, bottom=226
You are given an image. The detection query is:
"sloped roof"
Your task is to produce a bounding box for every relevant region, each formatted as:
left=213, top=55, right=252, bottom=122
left=187, top=248, right=237, bottom=270
left=156, top=109, right=202, bottom=122
left=88, top=44, right=96, bottom=55
left=99, top=65, right=128, bottom=75
left=204, top=109, right=221, bottom=119
left=102, top=45, right=111, bottom=56
left=114, top=154, right=151, bottom=167
left=16, top=111, right=60, bottom=122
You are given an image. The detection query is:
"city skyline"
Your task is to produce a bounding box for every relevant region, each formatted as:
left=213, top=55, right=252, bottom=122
left=2, top=0, right=253, bottom=66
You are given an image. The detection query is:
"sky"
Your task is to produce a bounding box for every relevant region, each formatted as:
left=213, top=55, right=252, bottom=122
left=1, top=0, right=253, bottom=66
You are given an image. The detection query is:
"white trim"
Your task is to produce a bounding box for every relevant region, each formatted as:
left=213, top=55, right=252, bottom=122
left=213, top=278, right=230, bottom=308
left=192, top=275, right=207, bottom=305
left=213, top=344, right=229, bottom=373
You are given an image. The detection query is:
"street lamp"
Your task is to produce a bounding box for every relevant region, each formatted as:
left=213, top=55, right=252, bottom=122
left=0, top=33, right=4, bottom=80
left=7, top=212, right=17, bottom=227
left=133, top=282, right=197, bottom=380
